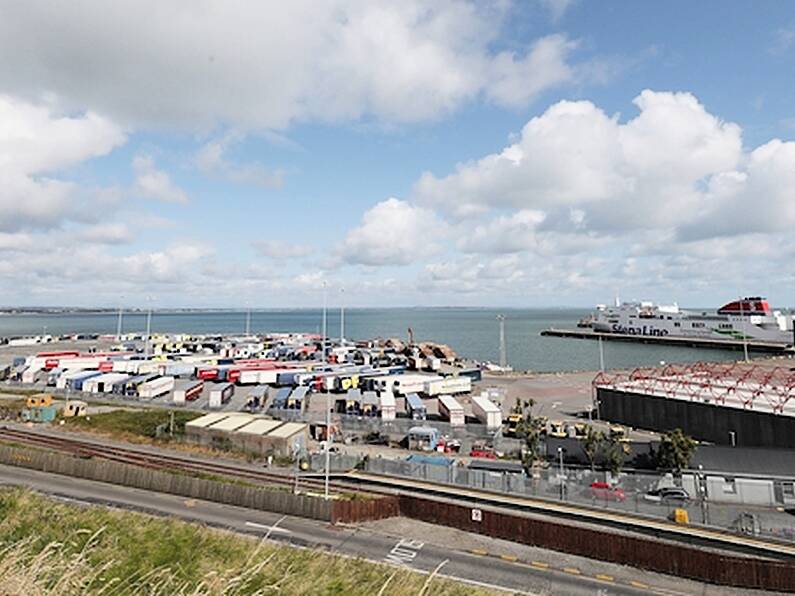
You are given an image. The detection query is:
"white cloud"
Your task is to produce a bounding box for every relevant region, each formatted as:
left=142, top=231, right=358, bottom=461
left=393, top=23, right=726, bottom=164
left=415, top=90, right=744, bottom=232
left=0, top=2, right=578, bottom=130
left=196, top=134, right=284, bottom=188
left=78, top=222, right=134, bottom=245
left=253, top=239, right=313, bottom=260
left=132, top=154, right=188, bottom=204
left=458, top=210, right=545, bottom=253
left=339, top=198, right=446, bottom=266
left=0, top=94, right=126, bottom=231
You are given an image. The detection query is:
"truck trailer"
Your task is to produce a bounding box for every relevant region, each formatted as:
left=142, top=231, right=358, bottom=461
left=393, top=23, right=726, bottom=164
left=208, top=383, right=234, bottom=409
left=437, top=395, right=465, bottom=426
left=471, top=395, right=502, bottom=429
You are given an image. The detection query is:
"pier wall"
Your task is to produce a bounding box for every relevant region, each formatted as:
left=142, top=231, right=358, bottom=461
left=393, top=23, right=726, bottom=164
left=597, top=388, right=795, bottom=449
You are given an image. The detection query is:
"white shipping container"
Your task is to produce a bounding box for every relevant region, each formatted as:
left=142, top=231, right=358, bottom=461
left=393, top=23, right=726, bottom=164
left=22, top=367, right=42, bottom=384
left=83, top=373, right=129, bottom=394
left=209, top=383, right=235, bottom=409
left=425, top=376, right=471, bottom=396
left=438, top=395, right=465, bottom=426
left=138, top=376, right=175, bottom=398
left=380, top=392, right=397, bottom=421
left=471, top=395, right=502, bottom=429
left=173, top=380, right=204, bottom=404
left=394, top=374, right=442, bottom=396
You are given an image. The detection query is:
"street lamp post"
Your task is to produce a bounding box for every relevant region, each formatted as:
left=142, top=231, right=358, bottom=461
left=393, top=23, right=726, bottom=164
left=497, top=315, right=506, bottom=369
left=557, top=446, right=566, bottom=500
left=245, top=303, right=251, bottom=336
left=145, top=297, right=153, bottom=358
left=340, top=287, right=345, bottom=344
left=116, top=296, right=124, bottom=341
left=323, top=282, right=331, bottom=500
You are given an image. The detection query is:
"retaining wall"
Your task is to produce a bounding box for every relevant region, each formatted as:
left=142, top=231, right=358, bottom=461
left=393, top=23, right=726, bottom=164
left=0, top=444, right=332, bottom=521
left=398, top=495, right=795, bottom=592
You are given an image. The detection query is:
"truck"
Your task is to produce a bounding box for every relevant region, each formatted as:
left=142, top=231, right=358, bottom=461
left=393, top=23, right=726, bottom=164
left=173, top=379, right=204, bottom=404
left=471, top=395, right=502, bottom=429
left=405, top=393, right=426, bottom=421
left=425, top=376, right=471, bottom=396
left=208, top=383, right=234, bottom=409
left=437, top=395, right=465, bottom=426
left=395, top=374, right=442, bottom=396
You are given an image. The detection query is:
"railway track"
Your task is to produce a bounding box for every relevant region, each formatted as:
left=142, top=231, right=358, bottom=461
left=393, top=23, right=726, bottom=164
left=0, top=426, right=373, bottom=497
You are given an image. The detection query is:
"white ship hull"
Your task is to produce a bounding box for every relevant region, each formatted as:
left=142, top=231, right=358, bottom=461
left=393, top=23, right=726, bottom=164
left=592, top=298, right=794, bottom=345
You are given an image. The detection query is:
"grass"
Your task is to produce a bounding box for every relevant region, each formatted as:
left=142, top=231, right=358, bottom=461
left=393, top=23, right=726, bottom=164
left=63, top=409, right=202, bottom=439
left=0, top=488, right=488, bottom=596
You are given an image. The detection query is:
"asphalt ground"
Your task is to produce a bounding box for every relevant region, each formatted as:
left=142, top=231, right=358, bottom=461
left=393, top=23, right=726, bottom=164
left=0, top=464, right=777, bottom=596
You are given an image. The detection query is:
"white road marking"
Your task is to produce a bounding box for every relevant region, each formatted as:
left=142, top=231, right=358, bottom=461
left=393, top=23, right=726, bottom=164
left=384, top=538, right=424, bottom=566
left=245, top=520, right=292, bottom=535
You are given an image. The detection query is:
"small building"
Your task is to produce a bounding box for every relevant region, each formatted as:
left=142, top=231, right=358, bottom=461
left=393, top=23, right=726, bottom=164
left=262, top=421, right=306, bottom=457
left=63, top=400, right=88, bottom=418
left=21, top=405, right=57, bottom=423
left=26, top=393, right=53, bottom=408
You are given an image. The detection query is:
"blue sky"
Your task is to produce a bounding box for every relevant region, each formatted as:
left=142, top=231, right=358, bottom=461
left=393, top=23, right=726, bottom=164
left=0, top=1, right=793, bottom=308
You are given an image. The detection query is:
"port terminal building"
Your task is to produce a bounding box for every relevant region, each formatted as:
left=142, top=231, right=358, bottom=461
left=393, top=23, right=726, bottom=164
left=592, top=362, right=795, bottom=449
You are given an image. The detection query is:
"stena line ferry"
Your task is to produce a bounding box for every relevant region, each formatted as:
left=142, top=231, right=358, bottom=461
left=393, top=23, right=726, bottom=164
left=591, top=297, right=794, bottom=344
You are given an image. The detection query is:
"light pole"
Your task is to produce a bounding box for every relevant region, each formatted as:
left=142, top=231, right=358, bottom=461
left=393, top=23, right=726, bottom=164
left=557, top=446, right=566, bottom=500
left=340, top=287, right=345, bottom=344
left=323, top=281, right=331, bottom=500
left=116, top=296, right=124, bottom=341
left=245, top=302, right=251, bottom=336
left=497, top=315, right=506, bottom=369
left=145, top=297, right=153, bottom=358
left=739, top=297, right=749, bottom=362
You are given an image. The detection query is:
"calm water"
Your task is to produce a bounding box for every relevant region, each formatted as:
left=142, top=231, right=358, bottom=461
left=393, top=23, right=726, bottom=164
left=0, top=308, right=750, bottom=373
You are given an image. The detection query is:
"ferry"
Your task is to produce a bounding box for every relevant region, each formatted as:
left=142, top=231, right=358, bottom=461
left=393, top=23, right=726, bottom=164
left=591, top=297, right=794, bottom=344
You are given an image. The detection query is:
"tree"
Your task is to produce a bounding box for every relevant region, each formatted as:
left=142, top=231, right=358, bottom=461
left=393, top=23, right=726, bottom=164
left=582, top=427, right=605, bottom=472
left=656, top=429, right=696, bottom=474
left=603, top=435, right=627, bottom=477
left=512, top=398, right=543, bottom=472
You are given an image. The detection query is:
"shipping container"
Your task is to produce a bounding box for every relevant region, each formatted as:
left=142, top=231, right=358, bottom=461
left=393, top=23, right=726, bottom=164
left=438, top=395, right=465, bottom=426
left=209, top=383, right=234, bottom=409
left=396, top=375, right=443, bottom=396
left=471, top=395, right=502, bottom=429
left=138, top=376, right=175, bottom=399
left=83, top=373, right=129, bottom=394
left=122, top=373, right=159, bottom=397
left=380, top=391, right=396, bottom=421
left=425, top=376, right=471, bottom=397
left=361, top=390, right=379, bottom=416
left=270, top=387, right=291, bottom=409
left=405, top=393, right=426, bottom=421
left=159, top=362, right=196, bottom=377
left=173, top=379, right=204, bottom=404
left=286, top=386, right=308, bottom=410
left=68, top=371, right=103, bottom=392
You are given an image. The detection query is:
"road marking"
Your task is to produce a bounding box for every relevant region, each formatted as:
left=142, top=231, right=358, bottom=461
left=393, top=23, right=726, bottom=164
left=499, top=554, right=518, bottom=562
left=384, top=538, right=424, bottom=566
left=595, top=574, right=614, bottom=582
left=530, top=561, right=549, bottom=569
left=184, top=499, right=196, bottom=508
left=563, top=567, right=581, bottom=575
left=630, top=580, right=649, bottom=589
left=244, top=521, right=292, bottom=535
left=470, top=548, right=488, bottom=556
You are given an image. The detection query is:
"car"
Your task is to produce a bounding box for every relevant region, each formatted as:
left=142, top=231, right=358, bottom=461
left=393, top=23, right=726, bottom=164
left=590, top=481, right=626, bottom=502
left=644, top=487, right=690, bottom=504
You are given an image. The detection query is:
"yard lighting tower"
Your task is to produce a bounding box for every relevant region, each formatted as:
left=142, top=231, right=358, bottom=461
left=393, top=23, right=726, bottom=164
left=340, top=287, right=345, bottom=344
left=144, top=296, right=153, bottom=358
left=497, top=315, right=507, bottom=369
left=116, top=295, right=125, bottom=341
left=323, top=281, right=331, bottom=500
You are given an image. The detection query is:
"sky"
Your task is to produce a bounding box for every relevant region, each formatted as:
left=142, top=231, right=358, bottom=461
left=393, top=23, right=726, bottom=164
left=0, top=0, right=794, bottom=309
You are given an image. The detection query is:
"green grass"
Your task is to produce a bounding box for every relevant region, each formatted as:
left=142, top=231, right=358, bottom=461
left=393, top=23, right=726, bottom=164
left=0, top=488, right=487, bottom=595
left=63, top=409, right=202, bottom=440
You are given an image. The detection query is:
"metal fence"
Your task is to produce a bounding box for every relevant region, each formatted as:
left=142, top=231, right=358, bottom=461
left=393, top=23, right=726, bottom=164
left=363, top=457, right=795, bottom=543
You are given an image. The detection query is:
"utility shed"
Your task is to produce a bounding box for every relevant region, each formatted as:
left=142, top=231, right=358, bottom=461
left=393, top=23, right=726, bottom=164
left=263, top=422, right=307, bottom=457
left=184, top=412, right=235, bottom=445
left=233, top=418, right=284, bottom=454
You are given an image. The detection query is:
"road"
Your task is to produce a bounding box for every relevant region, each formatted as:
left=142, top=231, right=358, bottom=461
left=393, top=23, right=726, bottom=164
left=0, top=463, right=729, bottom=596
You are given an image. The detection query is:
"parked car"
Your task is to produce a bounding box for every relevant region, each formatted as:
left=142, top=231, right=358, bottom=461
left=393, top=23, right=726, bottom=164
left=644, top=487, right=690, bottom=504
left=469, top=446, right=497, bottom=459
left=590, top=481, right=626, bottom=502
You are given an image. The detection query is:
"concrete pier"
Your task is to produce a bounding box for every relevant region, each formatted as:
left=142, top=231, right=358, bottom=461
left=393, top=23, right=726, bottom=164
left=540, top=328, right=794, bottom=353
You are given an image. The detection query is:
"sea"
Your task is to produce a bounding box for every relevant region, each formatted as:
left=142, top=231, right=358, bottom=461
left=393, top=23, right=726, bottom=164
left=0, top=308, right=752, bottom=373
